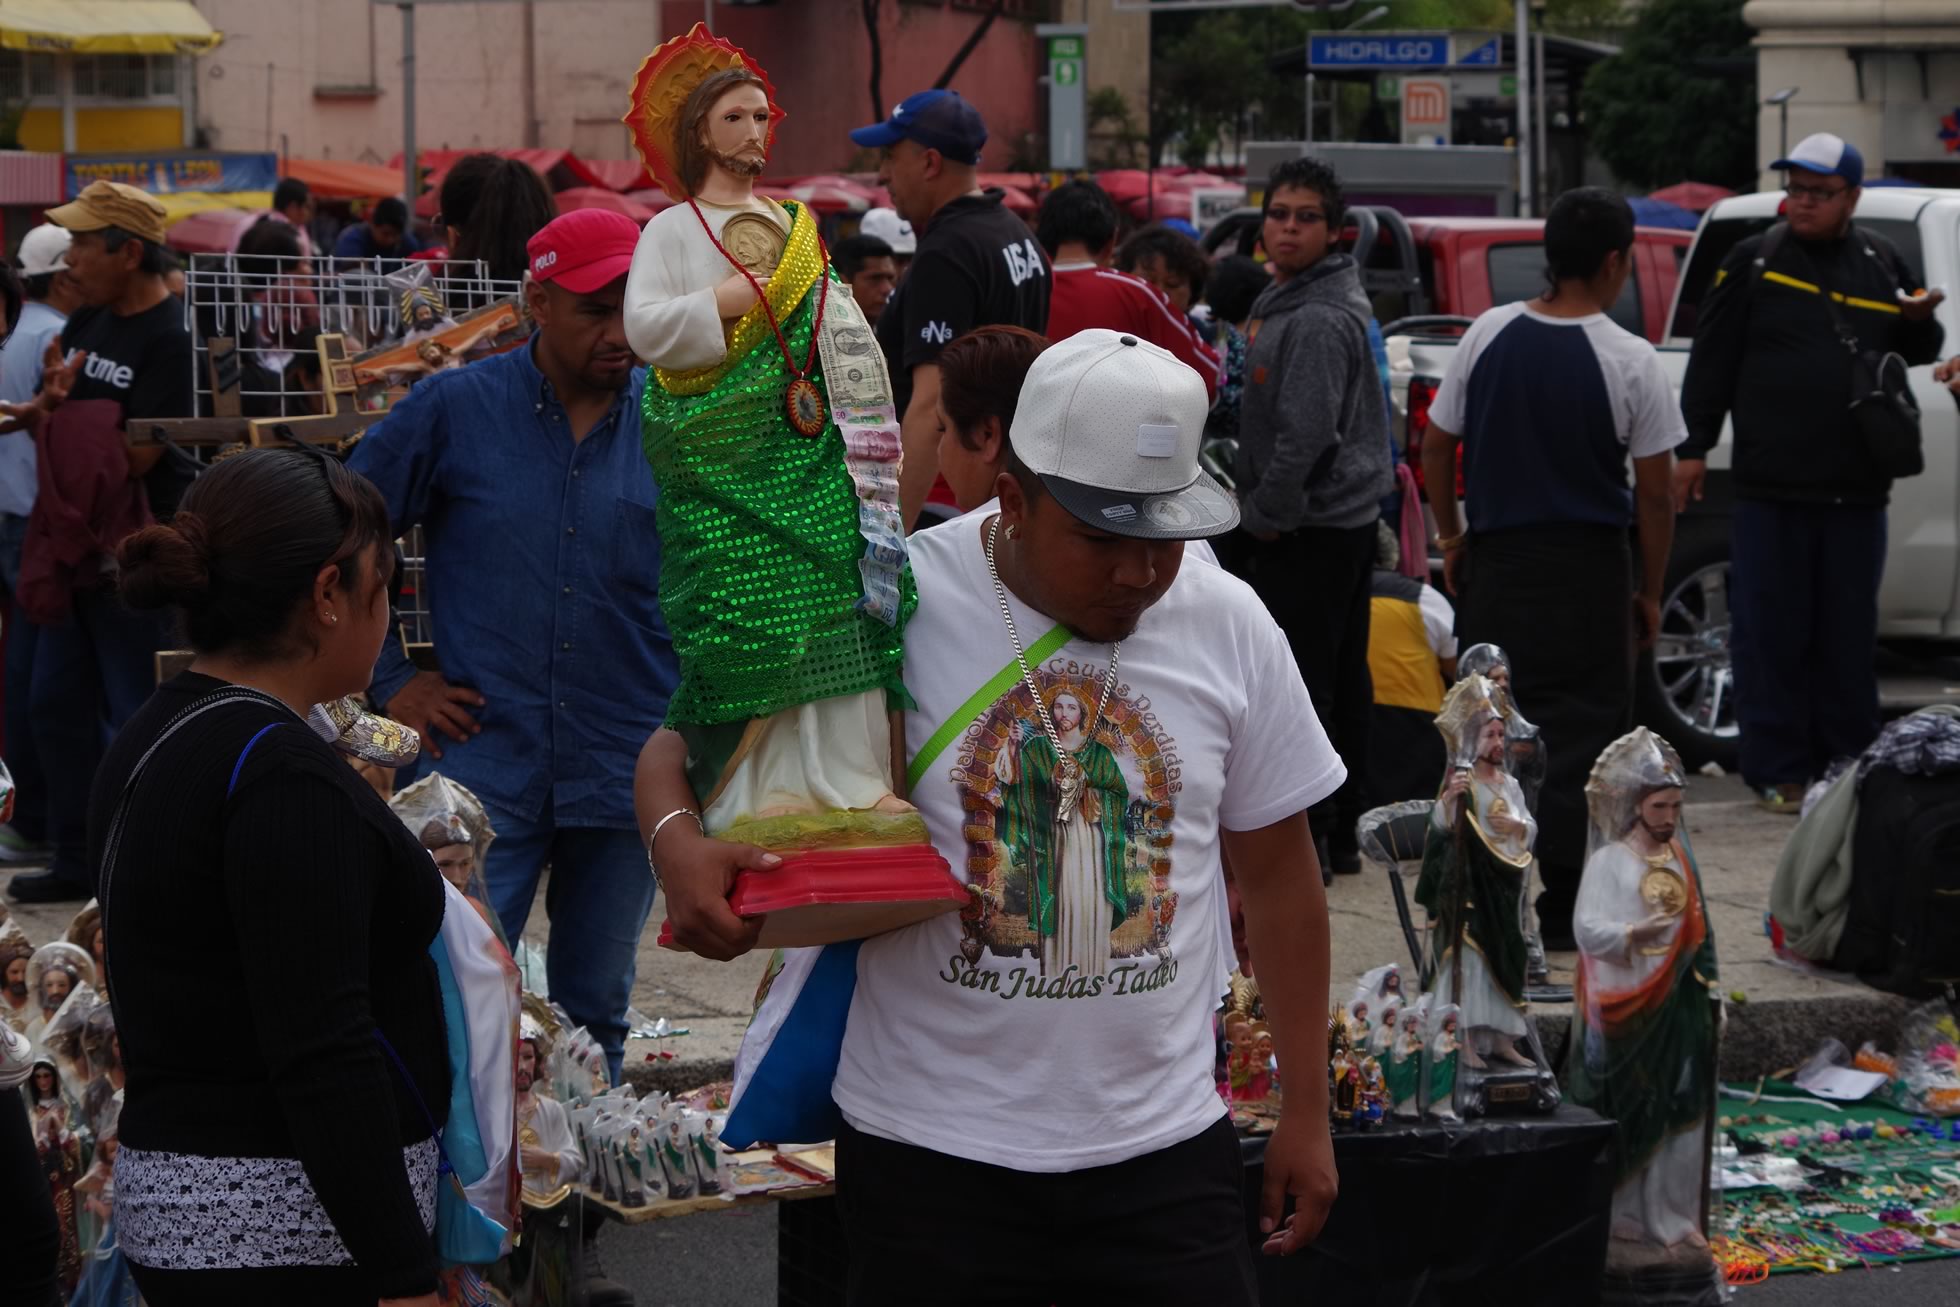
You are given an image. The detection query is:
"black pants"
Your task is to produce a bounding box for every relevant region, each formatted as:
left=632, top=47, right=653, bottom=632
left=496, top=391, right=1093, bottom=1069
left=1242, top=522, right=1377, bottom=855
left=1455, top=525, right=1633, bottom=934
left=835, top=1116, right=1256, bottom=1306
left=2, top=1097, right=60, bottom=1307
left=1730, top=498, right=1885, bottom=789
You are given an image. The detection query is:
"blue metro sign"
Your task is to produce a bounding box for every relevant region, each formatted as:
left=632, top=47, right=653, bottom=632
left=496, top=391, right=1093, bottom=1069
left=1308, top=32, right=1451, bottom=70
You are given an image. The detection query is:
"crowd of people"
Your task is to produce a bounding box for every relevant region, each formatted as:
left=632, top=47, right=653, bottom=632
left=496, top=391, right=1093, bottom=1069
left=2, top=38, right=1959, bottom=1300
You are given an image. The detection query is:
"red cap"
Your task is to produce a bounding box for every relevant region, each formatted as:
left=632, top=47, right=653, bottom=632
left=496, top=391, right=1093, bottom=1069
left=527, top=210, right=639, bottom=293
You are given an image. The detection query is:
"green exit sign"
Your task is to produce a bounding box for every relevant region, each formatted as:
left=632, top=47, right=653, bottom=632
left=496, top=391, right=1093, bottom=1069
left=1500, top=74, right=1517, bottom=97
left=1054, top=59, right=1080, bottom=86
left=1050, top=36, right=1082, bottom=58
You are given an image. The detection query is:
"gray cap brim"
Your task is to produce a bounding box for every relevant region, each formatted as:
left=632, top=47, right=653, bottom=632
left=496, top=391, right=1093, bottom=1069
left=1038, top=467, right=1241, bottom=540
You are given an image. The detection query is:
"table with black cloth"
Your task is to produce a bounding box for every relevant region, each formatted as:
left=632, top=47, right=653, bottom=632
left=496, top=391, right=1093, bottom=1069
left=775, top=1104, right=1616, bottom=1306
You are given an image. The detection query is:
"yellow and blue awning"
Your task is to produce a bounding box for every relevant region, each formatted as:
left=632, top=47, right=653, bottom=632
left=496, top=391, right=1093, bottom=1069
left=0, top=1, right=222, bottom=56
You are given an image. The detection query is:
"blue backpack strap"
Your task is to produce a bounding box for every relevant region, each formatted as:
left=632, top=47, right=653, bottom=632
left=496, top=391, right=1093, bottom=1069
left=373, top=1029, right=455, bottom=1177
left=227, top=723, right=285, bottom=798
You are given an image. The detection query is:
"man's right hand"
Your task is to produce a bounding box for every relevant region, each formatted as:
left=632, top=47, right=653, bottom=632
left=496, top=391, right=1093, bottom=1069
left=656, top=823, right=776, bottom=961
left=1670, top=458, right=1706, bottom=514
left=381, top=670, right=483, bottom=760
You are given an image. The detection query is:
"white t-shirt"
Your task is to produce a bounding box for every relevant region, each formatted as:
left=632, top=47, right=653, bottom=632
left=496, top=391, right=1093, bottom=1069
left=831, top=506, right=1344, bottom=1172
left=1429, top=301, right=1684, bottom=461
left=1418, top=585, right=1458, bottom=660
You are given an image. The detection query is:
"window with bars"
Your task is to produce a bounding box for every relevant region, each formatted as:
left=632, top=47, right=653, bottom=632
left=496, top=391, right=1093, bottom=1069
left=0, top=51, right=57, bottom=101
left=9, top=53, right=179, bottom=101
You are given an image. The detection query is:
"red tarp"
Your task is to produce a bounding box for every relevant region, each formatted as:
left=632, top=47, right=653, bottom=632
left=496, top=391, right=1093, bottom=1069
left=584, top=158, right=655, bottom=193
left=282, top=157, right=404, bottom=200
left=165, top=207, right=259, bottom=254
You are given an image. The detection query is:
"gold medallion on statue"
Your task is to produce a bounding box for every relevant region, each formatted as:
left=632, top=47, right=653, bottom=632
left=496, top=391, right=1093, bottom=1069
left=1639, top=866, right=1688, bottom=918
left=722, top=212, right=786, bottom=279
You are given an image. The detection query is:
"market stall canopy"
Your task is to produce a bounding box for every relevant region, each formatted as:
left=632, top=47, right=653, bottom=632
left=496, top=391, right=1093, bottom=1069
left=1628, top=197, right=1700, bottom=231
left=758, top=174, right=877, bottom=214
left=624, top=187, right=679, bottom=215
left=553, top=185, right=655, bottom=223
left=282, top=157, right=403, bottom=201
left=1648, top=181, right=1734, bottom=213
left=0, top=0, right=222, bottom=54
left=154, top=190, right=270, bottom=224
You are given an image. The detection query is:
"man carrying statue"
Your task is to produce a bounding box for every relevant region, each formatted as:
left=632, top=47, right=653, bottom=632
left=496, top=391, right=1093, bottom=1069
left=621, top=24, right=960, bottom=945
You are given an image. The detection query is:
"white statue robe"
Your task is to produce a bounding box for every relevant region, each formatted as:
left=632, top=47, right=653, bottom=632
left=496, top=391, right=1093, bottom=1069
left=622, top=196, right=895, bottom=831
left=1576, top=839, right=1704, bottom=1247
left=519, top=1092, right=584, bottom=1190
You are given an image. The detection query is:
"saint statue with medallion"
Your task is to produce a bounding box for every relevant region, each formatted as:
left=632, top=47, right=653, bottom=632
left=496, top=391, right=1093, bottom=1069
left=621, top=25, right=961, bottom=946
left=1568, top=728, right=1721, bottom=1291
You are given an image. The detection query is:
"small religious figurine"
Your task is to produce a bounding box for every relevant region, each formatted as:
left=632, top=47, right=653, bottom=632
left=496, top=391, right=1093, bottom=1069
left=1457, top=644, right=1556, bottom=990
left=1388, top=997, right=1427, bottom=1121
left=1247, top=1025, right=1276, bottom=1103
left=69, top=1089, right=138, bottom=1307
left=1346, top=998, right=1373, bottom=1049
left=1327, top=1008, right=1358, bottom=1127
left=657, top=1108, right=697, bottom=1200
left=1, top=919, right=34, bottom=1033
left=1353, top=962, right=1404, bottom=1013
left=1356, top=1056, right=1387, bottom=1129
left=689, top=1113, right=724, bottom=1196
left=1368, top=995, right=1402, bottom=1060
left=1568, top=729, right=1721, bottom=1282
left=30, top=1056, right=85, bottom=1295
left=515, top=1016, right=582, bottom=1209
left=620, top=24, right=959, bottom=946
left=392, top=774, right=503, bottom=942
left=1226, top=1013, right=1257, bottom=1103
left=22, top=942, right=93, bottom=1048
left=1424, top=1005, right=1463, bottom=1123
left=1414, top=676, right=1560, bottom=1116
left=65, top=901, right=107, bottom=1002
left=620, top=1124, right=650, bottom=1207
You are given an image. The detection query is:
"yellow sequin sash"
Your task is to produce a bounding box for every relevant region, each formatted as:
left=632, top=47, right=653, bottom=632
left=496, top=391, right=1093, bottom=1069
left=654, top=199, right=821, bottom=396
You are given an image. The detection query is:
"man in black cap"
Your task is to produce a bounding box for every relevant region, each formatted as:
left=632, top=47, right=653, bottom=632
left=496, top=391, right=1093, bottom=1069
left=851, top=90, right=1050, bottom=528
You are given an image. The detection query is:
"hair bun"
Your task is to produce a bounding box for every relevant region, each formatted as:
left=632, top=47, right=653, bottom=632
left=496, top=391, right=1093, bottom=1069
left=117, top=514, right=213, bottom=611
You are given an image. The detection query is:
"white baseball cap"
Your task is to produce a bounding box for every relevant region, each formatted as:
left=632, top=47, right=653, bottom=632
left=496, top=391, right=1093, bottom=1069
left=1009, top=328, right=1238, bottom=540
left=17, top=224, right=71, bottom=278
left=859, top=206, right=916, bottom=255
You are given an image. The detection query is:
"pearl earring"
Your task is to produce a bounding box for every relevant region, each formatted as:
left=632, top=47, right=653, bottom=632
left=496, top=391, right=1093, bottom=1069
left=324, top=613, right=338, bottom=625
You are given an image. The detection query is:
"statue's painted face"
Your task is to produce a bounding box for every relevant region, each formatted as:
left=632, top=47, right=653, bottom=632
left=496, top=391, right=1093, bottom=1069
left=1636, top=787, right=1683, bottom=846
left=32, top=1065, right=55, bottom=1097
left=40, top=969, right=70, bottom=1012
left=4, top=958, right=24, bottom=998
left=1477, top=717, right=1507, bottom=767
left=703, top=84, right=770, bottom=177
left=516, top=1039, right=537, bottom=1092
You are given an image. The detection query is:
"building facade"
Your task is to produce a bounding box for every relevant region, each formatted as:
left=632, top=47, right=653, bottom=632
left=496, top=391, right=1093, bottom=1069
left=1746, top=0, right=1960, bottom=187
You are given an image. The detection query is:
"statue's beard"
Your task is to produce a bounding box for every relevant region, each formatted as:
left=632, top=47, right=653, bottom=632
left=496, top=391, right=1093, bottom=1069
left=709, top=144, right=767, bottom=179
left=5, top=980, right=23, bottom=999
left=1637, top=816, right=1676, bottom=846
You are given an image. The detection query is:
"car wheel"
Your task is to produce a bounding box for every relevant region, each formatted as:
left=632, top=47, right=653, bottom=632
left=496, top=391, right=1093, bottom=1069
left=1636, top=527, right=1740, bottom=770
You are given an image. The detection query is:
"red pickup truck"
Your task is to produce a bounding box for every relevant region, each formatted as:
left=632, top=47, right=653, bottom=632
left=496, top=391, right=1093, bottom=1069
left=1203, top=207, right=1693, bottom=344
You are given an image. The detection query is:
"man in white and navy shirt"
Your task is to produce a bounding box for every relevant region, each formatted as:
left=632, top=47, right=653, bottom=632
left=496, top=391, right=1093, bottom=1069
left=1418, top=186, right=1682, bottom=951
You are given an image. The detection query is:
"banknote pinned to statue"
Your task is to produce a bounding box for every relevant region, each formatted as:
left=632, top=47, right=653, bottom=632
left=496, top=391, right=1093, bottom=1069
left=620, top=22, right=961, bottom=947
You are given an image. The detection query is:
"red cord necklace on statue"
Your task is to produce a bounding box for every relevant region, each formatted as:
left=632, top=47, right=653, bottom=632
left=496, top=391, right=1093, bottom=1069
left=687, top=197, right=830, bottom=437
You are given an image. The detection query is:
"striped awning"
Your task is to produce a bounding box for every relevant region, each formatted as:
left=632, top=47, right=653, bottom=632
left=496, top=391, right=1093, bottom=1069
left=0, top=2, right=222, bottom=55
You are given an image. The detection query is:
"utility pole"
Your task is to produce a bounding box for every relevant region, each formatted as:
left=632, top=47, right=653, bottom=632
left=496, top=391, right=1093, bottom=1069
left=1514, top=0, right=1532, bottom=218
left=400, top=2, right=416, bottom=207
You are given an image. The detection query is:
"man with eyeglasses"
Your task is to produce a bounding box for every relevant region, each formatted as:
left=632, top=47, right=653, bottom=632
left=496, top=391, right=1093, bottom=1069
left=1232, top=155, right=1394, bottom=880
left=1678, top=134, right=1944, bottom=813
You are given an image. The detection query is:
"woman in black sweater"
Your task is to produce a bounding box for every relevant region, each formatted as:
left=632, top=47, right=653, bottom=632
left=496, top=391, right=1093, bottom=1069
left=89, top=449, right=447, bottom=1307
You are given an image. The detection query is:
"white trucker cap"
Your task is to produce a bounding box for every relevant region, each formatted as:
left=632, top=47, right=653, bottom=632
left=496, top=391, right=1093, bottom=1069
left=17, top=224, right=71, bottom=278
left=1009, top=328, right=1238, bottom=540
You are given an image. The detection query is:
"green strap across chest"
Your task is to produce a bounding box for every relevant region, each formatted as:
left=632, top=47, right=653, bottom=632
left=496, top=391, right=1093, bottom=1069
left=905, top=623, right=1070, bottom=793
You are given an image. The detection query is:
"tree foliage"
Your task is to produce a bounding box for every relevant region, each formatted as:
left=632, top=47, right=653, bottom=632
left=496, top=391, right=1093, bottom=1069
left=1581, top=0, right=1756, bottom=190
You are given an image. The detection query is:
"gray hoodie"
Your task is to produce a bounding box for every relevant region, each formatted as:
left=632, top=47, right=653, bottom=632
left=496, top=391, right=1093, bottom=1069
left=1236, top=254, right=1394, bottom=534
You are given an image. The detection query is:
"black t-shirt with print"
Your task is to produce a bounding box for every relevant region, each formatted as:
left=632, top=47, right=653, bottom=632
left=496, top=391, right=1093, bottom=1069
left=62, top=296, right=196, bottom=518
left=876, top=190, right=1051, bottom=414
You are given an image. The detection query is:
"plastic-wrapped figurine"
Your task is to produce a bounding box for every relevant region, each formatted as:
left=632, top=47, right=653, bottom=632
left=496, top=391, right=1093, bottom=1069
left=657, top=1106, right=697, bottom=1200
left=1346, top=998, right=1373, bottom=1050
left=1414, top=676, right=1560, bottom=1116
left=1353, top=961, right=1404, bottom=1013
left=1, top=919, right=34, bottom=1032
left=22, top=941, right=93, bottom=1047
left=1568, top=728, right=1720, bottom=1276
left=392, top=774, right=503, bottom=943
left=65, top=901, right=106, bottom=1002
left=1457, top=644, right=1557, bottom=991
left=1424, top=1004, right=1463, bottom=1123
left=690, top=1112, right=724, bottom=1196
left=1356, top=1056, right=1387, bottom=1129
left=29, top=1055, right=84, bottom=1294
left=621, top=23, right=959, bottom=946
left=1328, top=1008, right=1359, bottom=1127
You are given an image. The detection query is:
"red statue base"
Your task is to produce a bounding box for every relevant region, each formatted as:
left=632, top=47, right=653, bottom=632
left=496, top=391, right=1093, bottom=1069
left=658, top=844, right=966, bottom=949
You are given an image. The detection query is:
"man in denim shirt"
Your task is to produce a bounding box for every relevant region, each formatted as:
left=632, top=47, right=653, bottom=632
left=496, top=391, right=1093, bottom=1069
left=350, top=212, right=678, bottom=1082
